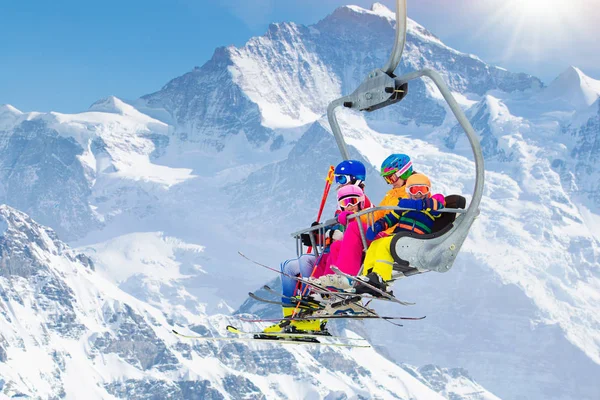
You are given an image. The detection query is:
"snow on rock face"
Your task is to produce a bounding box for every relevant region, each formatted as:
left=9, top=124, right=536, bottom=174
left=0, top=3, right=542, bottom=241
left=557, top=99, right=600, bottom=205
left=404, top=364, right=501, bottom=400
left=444, top=94, right=523, bottom=160
left=0, top=98, right=192, bottom=240
left=0, top=119, right=97, bottom=240
left=141, top=49, right=278, bottom=150
left=228, top=22, right=340, bottom=129
left=0, top=104, right=23, bottom=131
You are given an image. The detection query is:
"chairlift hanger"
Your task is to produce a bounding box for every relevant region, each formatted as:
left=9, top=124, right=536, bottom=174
left=322, top=0, right=485, bottom=274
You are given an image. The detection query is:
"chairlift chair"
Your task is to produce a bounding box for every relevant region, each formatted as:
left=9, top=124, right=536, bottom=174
left=292, top=0, right=484, bottom=275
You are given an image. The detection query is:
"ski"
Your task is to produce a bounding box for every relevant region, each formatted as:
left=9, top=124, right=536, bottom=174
left=262, top=284, right=321, bottom=302
left=239, top=251, right=413, bottom=306
left=172, top=329, right=370, bottom=348
left=331, top=266, right=415, bottom=306
left=263, top=284, right=408, bottom=305
left=226, top=325, right=368, bottom=341
left=249, top=292, right=380, bottom=322
left=238, top=315, right=425, bottom=322
left=253, top=289, right=362, bottom=311
left=238, top=252, right=407, bottom=327
left=248, top=292, right=323, bottom=310
left=238, top=252, right=354, bottom=297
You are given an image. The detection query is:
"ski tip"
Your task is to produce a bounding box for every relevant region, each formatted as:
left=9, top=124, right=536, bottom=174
left=172, top=329, right=180, bottom=334
left=226, top=325, right=240, bottom=334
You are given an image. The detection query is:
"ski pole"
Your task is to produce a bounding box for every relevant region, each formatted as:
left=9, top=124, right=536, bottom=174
left=295, top=166, right=335, bottom=317
left=306, top=166, right=334, bottom=254
left=316, top=165, right=335, bottom=223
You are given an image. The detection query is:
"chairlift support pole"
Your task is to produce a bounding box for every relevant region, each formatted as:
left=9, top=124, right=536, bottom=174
left=327, top=0, right=407, bottom=161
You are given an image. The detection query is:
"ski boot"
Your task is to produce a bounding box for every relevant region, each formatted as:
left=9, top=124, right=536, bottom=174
left=308, top=273, right=353, bottom=292
left=263, top=307, right=329, bottom=336
left=320, top=298, right=373, bottom=316
left=290, top=294, right=323, bottom=309
left=355, top=272, right=393, bottom=297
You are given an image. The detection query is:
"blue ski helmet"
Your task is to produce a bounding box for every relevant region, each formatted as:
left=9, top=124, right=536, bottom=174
left=334, top=160, right=366, bottom=185
left=380, top=154, right=413, bottom=181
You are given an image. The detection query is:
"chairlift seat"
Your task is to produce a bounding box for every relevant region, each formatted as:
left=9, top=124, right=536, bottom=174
left=389, top=194, right=466, bottom=275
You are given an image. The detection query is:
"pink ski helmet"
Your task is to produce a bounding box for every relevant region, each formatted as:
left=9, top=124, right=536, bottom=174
left=336, top=184, right=365, bottom=210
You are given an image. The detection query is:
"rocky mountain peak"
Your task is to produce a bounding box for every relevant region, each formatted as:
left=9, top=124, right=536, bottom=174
left=88, top=96, right=137, bottom=115
left=0, top=204, right=94, bottom=278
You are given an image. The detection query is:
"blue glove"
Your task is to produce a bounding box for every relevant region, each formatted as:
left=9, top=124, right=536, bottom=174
left=366, top=221, right=385, bottom=241
left=398, top=198, right=424, bottom=211
left=423, top=197, right=444, bottom=211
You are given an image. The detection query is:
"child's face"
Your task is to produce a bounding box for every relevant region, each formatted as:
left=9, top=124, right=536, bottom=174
left=343, top=203, right=359, bottom=213
left=392, top=178, right=405, bottom=188
left=409, top=192, right=425, bottom=200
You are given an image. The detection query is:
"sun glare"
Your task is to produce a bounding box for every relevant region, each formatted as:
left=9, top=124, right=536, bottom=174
left=518, top=0, right=573, bottom=17
left=474, top=0, right=585, bottom=64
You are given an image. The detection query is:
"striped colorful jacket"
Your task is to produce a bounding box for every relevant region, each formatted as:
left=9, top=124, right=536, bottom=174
left=377, top=197, right=444, bottom=235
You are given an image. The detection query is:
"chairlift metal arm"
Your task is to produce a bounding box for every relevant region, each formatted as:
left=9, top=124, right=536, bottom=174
left=327, top=98, right=351, bottom=160
left=383, top=0, right=407, bottom=75
left=394, top=69, right=485, bottom=214
left=327, top=0, right=408, bottom=161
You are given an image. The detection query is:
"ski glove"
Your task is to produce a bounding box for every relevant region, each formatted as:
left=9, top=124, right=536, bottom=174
left=301, top=221, right=321, bottom=246
left=366, top=221, right=386, bottom=241
left=398, top=198, right=424, bottom=211
left=337, top=210, right=353, bottom=226
left=431, top=193, right=445, bottom=206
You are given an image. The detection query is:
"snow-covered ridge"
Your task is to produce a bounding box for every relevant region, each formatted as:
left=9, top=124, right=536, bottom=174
left=0, top=104, right=24, bottom=131
left=88, top=95, right=140, bottom=115
left=344, top=3, right=479, bottom=57
left=0, top=95, right=195, bottom=239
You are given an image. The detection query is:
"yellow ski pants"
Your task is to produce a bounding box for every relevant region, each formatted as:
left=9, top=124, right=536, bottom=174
left=362, top=236, right=395, bottom=281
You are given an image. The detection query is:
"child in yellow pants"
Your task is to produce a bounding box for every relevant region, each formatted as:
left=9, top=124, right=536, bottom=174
left=363, top=173, right=445, bottom=282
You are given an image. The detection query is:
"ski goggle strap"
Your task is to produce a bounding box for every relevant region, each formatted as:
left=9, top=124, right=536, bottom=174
left=406, top=184, right=430, bottom=195
left=338, top=195, right=362, bottom=209
left=382, top=161, right=412, bottom=181
left=335, top=174, right=353, bottom=185
left=382, top=160, right=412, bottom=176
left=335, top=174, right=364, bottom=186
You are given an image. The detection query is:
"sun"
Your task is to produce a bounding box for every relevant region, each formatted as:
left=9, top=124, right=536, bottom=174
left=473, top=0, right=585, bottom=64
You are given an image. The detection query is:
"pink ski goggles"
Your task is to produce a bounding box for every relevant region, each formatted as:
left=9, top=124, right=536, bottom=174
left=338, top=196, right=362, bottom=209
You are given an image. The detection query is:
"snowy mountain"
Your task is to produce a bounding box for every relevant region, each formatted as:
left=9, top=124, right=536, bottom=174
left=0, top=204, right=500, bottom=399
left=0, top=96, right=194, bottom=241
left=1, top=2, right=599, bottom=399
left=538, top=66, right=600, bottom=111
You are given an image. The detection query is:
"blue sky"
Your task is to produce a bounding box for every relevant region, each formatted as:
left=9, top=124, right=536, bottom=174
left=1, top=0, right=598, bottom=113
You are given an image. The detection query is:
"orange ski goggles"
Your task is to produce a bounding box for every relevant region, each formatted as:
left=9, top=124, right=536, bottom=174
left=406, top=184, right=430, bottom=196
